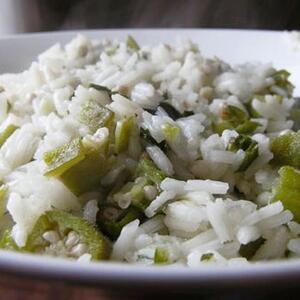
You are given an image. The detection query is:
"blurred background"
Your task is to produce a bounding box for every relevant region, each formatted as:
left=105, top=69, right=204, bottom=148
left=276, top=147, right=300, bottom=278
left=0, top=0, right=300, bottom=35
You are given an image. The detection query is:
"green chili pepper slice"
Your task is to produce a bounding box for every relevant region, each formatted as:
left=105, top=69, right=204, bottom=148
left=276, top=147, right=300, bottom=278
left=25, top=210, right=111, bottom=260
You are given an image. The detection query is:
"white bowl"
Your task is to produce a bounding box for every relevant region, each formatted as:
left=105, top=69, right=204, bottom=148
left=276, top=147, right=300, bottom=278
left=0, top=29, right=300, bottom=291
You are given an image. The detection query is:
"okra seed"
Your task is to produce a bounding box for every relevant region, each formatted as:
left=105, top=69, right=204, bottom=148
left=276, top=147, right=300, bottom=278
left=65, top=231, right=80, bottom=249
left=42, top=231, right=60, bottom=244
left=143, top=185, right=158, bottom=201
left=70, top=243, right=88, bottom=257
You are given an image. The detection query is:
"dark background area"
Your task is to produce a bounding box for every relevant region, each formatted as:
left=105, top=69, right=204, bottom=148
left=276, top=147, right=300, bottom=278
left=32, top=0, right=300, bottom=31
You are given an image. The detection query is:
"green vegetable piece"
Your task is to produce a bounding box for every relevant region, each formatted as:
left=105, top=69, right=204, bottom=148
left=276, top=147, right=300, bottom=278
left=44, top=138, right=86, bottom=177
left=97, top=204, right=143, bottom=240
left=136, top=154, right=166, bottom=187
left=60, top=138, right=111, bottom=196
left=25, top=210, right=111, bottom=260
left=154, top=247, right=170, bottom=264
left=272, top=69, right=294, bottom=95
left=0, top=230, right=19, bottom=251
left=214, top=105, right=259, bottom=135
left=201, top=252, right=214, bottom=261
left=0, top=184, right=7, bottom=217
left=273, top=166, right=300, bottom=222
left=80, top=99, right=114, bottom=134
left=271, top=131, right=300, bottom=168
left=112, top=177, right=150, bottom=211
left=0, top=124, right=18, bottom=147
left=45, top=136, right=111, bottom=195
left=228, top=135, right=259, bottom=171
left=162, top=123, right=180, bottom=141
left=126, top=35, right=140, bottom=51
left=239, top=237, right=265, bottom=260
left=221, top=105, right=247, bottom=125
left=115, top=117, right=134, bottom=153
left=236, top=120, right=260, bottom=135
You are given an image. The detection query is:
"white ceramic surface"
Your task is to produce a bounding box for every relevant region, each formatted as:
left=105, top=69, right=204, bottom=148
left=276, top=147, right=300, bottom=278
left=0, top=29, right=300, bottom=289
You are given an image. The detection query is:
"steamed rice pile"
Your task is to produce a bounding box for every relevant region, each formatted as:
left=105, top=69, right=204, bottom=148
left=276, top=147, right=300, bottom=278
left=0, top=34, right=299, bottom=266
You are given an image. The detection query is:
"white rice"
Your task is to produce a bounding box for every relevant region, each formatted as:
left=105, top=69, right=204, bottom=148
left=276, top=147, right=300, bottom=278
left=0, top=34, right=299, bottom=267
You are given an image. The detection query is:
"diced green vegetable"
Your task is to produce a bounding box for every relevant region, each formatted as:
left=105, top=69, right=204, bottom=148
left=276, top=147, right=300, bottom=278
left=214, top=105, right=259, bottom=135
left=239, top=237, right=265, bottom=260
left=136, top=154, right=166, bottom=187
left=126, top=35, right=140, bottom=51
left=80, top=99, right=114, bottom=134
left=273, top=166, right=300, bottom=222
left=271, top=131, right=300, bottom=168
left=112, top=177, right=151, bottom=211
left=0, top=124, right=18, bottom=147
left=0, top=184, right=7, bottom=217
left=60, top=138, right=111, bottom=196
left=115, top=117, right=134, bottom=153
left=201, top=252, right=214, bottom=261
left=162, top=123, right=180, bottom=141
left=272, top=69, right=294, bottom=95
left=0, top=230, right=19, bottom=251
left=44, top=138, right=86, bottom=177
left=154, top=247, right=170, bottom=264
left=25, top=210, right=111, bottom=260
left=97, top=204, right=143, bottom=240
left=235, top=120, right=260, bottom=135
left=227, top=135, right=259, bottom=171
left=44, top=136, right=111, bottom=195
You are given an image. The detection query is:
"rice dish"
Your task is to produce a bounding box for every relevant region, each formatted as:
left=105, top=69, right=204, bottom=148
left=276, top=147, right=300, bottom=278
left=0, top=34, right=299, bottom=267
